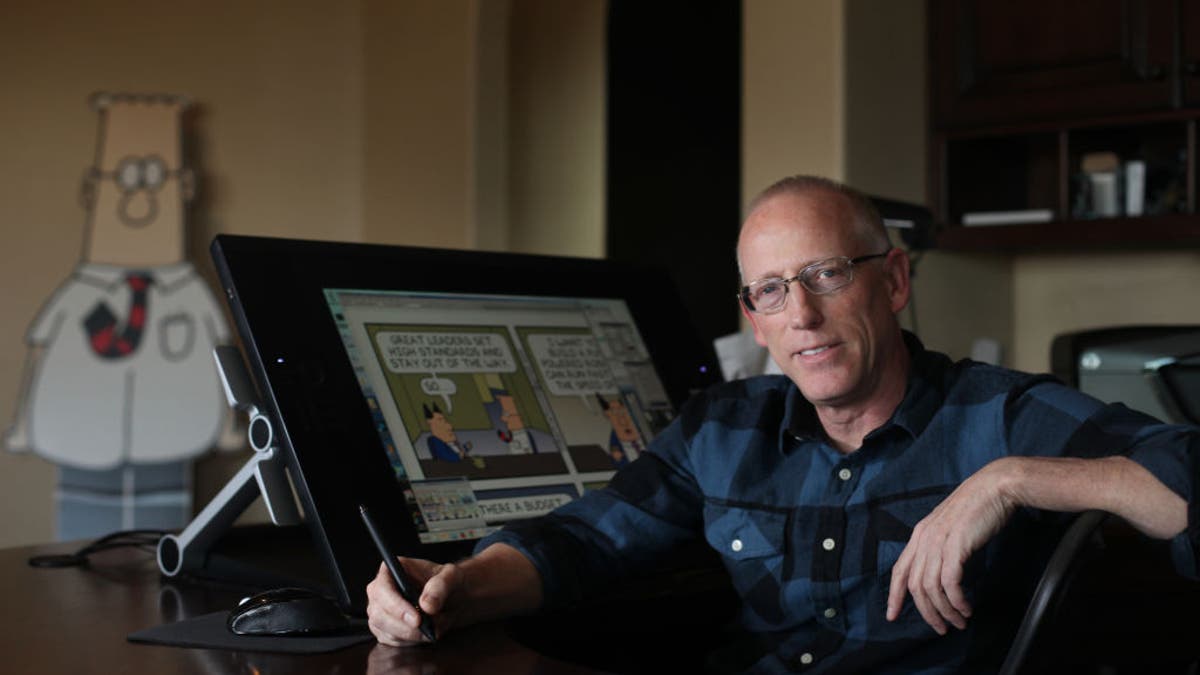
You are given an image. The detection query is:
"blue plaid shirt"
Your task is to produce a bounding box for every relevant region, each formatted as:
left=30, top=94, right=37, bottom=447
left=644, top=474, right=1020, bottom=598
left=481, top=334, right=1198, bottom=673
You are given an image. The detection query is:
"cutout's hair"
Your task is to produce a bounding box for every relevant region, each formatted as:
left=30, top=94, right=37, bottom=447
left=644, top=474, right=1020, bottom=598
left=89, top=91, right=191, bottom=111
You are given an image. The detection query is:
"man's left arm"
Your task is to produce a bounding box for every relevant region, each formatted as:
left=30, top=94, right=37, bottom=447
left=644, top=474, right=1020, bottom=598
left=885, top=453, right=1186, bottom=634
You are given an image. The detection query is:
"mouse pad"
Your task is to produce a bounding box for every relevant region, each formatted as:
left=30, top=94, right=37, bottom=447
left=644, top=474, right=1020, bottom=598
left=128, top=611, right=374, bottom=654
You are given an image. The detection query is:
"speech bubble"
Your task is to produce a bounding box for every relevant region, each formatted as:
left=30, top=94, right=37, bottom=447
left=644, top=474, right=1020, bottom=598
left=420, top=375, right=457, bottom=413
left=475, top=494, right=574, bottom=522
left=526, top=334, right=617, bottom=398
left=375, top=331, right=518, bottom=374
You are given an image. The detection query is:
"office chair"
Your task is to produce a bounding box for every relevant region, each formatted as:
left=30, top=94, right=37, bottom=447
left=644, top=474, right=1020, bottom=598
left=999, top=509, right=1200, bottom=675
left=998, top=510, right=1108, bottom=675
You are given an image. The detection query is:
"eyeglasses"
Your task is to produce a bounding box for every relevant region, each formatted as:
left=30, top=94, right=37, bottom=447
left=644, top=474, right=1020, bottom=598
left=87, top=155, right=180, bottom=193
left=738, top=251, right=891, bottom=314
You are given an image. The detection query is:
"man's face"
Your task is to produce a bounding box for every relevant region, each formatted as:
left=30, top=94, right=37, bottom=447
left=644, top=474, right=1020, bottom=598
left=84, top=99, right=191, bottom=266
left=603, top=401, right=640, bottom=442
left=737, top=190, right=909, bottom=410
left=428, top=412, right=457, bottom=442
left=498, top=395, right=525, bottom=431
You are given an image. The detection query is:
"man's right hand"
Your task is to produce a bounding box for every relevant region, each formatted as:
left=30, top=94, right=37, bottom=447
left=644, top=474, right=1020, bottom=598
left=366, top=557, right=464, bottom=645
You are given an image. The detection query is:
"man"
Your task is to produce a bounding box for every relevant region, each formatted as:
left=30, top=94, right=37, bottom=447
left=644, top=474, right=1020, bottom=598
left=596, top=392, right=644, bottom=467
left=492, top=388, right=539, bottom=455
left=422, top=403, right=470, bottom=462
left=367, top=176, right=1195, bottom=672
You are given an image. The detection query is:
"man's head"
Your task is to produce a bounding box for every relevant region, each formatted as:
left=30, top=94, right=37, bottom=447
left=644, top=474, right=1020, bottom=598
left=493, top=389, right=525, bottom=431
left=423, top=403, right=457, bottom=442
left=81, top=92, right=194, bottom=266
left=596, top=394, right=639, bottom=442
left=737, top=175, right=911, bottom=410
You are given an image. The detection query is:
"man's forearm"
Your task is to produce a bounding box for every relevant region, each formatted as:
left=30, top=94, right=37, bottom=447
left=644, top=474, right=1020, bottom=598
left=454, top=542, right=544, bottom=626
left=999, top=455, right=1186, bottom=539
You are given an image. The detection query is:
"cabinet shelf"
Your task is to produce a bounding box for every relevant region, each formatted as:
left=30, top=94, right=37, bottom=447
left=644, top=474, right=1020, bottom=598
left=928, top=0, right=1200, bottom=253
left=936, top=213, right=1200, bottom=252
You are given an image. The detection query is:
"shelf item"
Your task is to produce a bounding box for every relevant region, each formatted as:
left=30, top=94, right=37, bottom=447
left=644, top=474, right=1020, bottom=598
left=962, top=209, right=1054, bottom=227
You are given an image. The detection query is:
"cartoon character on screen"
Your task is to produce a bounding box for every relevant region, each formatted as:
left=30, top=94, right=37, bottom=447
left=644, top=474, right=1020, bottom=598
left=491, top=388, right=539, bottom=455
left=596, top=393, right=644, bottom=468
left=423, top=402, right=475, bottom=463
left=3, top=92, right=238, bottom=540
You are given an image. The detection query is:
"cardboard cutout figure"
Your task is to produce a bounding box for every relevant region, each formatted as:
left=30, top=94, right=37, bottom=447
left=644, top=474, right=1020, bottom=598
left=5, top=93, right=236, bottom=540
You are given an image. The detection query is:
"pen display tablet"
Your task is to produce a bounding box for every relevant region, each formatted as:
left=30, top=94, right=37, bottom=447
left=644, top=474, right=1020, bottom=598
left=210, top=235, right=719, bottom=613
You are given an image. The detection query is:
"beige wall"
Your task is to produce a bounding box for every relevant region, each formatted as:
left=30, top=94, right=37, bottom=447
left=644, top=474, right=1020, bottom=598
left=743, top=0, right=845, bottom=201
left=1013, top=253, right=1200, bottom=372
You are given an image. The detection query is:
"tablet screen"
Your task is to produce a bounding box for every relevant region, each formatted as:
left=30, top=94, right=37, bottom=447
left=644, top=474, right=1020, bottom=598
left=324, top=288, right=676, bottom=544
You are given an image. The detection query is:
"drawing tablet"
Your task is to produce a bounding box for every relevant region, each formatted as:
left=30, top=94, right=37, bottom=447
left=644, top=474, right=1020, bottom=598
left=210, top=235, right=720, bottom=614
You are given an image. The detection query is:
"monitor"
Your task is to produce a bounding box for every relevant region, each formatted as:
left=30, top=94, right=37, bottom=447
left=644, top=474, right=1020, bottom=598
left=1050, top=325, right=1200, bottom=425
left=210, top=235, right=720, bottom=613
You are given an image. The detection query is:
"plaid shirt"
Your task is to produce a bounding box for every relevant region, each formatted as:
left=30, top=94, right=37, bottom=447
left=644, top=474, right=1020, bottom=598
left=481, top=333, right=1197, bottom=673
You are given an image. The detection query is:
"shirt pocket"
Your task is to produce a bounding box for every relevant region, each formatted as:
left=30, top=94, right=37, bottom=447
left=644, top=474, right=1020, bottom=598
left=703, top=501, right=788, bottom=597
left=157, top=313, right=196, bottom=360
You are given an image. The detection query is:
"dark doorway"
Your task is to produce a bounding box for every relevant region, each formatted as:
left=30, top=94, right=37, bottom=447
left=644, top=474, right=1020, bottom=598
left=606, top=1, right=743, bottom=352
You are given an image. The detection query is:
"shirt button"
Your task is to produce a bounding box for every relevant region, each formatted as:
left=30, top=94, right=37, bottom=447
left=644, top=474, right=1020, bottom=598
left=824, top=607, right=837, bottom=618
left=837, top=468, right=852, bottom=481
left=800, top=653, right=814, bottom=665
left=822, top=538, right=836, bottom=551
left=731, top=538, right=743, bottom=552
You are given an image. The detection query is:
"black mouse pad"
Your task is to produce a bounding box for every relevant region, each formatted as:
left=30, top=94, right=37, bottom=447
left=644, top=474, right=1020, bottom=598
left=128, top=611, right=374, bottom=654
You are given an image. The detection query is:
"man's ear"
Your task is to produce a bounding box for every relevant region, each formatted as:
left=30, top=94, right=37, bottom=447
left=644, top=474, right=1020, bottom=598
left=79, top=168, right=97, bottom=211
left=884, top=248, right=912, bottom=314
left=741, top=302, right=769, bottom=348
left=179, top=167, right=196, bottom=203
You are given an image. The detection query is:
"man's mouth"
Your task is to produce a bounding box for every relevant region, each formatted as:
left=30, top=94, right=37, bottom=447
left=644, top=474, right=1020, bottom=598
left=799, top=344, right=835, bottom=357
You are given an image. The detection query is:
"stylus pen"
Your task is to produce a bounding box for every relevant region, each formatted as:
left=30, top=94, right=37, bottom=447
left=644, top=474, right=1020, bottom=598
left=359, top=504, right=437, bottom=641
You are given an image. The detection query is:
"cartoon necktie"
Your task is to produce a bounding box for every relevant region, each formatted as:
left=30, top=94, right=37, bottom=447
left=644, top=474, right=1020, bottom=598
left=83, top=272, right=153, bottom=359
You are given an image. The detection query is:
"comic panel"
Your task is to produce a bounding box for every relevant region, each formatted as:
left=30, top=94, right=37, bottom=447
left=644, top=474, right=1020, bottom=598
left=366, top=324, right=567, bottom=480
left=516, top=327, right=650, bottom=472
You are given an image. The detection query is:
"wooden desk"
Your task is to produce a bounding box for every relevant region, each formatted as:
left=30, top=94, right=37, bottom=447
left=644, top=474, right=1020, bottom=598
left=0, top=541, right=607, bottom=675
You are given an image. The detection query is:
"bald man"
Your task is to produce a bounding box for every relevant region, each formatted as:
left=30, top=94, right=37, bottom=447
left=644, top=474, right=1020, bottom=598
left=366, top=176, right=1195, bottom=673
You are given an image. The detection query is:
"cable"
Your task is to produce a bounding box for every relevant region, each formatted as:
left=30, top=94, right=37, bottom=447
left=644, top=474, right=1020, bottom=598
left=27, top=529, right=168, bottom=568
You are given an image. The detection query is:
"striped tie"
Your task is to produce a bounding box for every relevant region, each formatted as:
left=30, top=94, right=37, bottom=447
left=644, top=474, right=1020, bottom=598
left=83, top=272, right=153, bottom=359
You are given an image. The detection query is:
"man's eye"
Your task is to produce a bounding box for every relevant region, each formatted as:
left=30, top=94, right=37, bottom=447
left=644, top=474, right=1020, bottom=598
left=143, top=157, right=166, bottom=188
left=754, top=283, right=784, bottom=299
left=116, top=159, right=142, bottom=190
left=813, top=267, right=846, bottom=281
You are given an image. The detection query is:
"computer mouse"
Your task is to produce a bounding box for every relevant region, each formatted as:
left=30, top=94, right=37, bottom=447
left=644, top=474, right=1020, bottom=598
left=227, top=587, right=352, bottom=636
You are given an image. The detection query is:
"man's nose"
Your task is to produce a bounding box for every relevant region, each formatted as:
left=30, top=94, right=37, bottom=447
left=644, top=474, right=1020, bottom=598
left=119, top=189, right=157, bottom=227
left=784, top=282, right=823, bottom=329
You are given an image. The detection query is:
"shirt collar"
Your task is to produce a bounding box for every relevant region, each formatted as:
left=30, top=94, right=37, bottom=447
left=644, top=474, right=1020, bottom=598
left=76, top=261, right=195, bottom=288
left=782, top=330, right=950, bottom=448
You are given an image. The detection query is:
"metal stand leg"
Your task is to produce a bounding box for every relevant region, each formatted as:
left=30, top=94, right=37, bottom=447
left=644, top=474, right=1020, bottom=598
left=157, top=346, right=300, bottom=577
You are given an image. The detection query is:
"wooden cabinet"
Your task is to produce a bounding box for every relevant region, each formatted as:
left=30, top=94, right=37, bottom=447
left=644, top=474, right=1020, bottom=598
left=931, top=0, right=1176, bottom=128
left=930, top=0, right=1200, bottom=250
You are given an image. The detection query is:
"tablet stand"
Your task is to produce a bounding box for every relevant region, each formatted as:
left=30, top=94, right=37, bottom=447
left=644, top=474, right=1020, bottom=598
left=157, top=346, right=302, bottom=577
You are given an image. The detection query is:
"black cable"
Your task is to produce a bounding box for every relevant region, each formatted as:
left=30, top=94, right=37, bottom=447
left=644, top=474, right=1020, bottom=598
left=27, top=528, right=168, bottom=568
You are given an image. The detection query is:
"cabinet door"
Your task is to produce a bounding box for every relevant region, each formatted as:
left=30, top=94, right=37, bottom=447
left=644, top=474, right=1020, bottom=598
left=1184, top=1, right=1200, bottom=106
left=932, top=0, right=1175, bottom=128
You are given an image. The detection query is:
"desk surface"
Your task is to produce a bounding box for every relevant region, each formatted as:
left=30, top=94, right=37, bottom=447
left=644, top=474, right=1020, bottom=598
left=0, top=540, right=608, bottom=675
